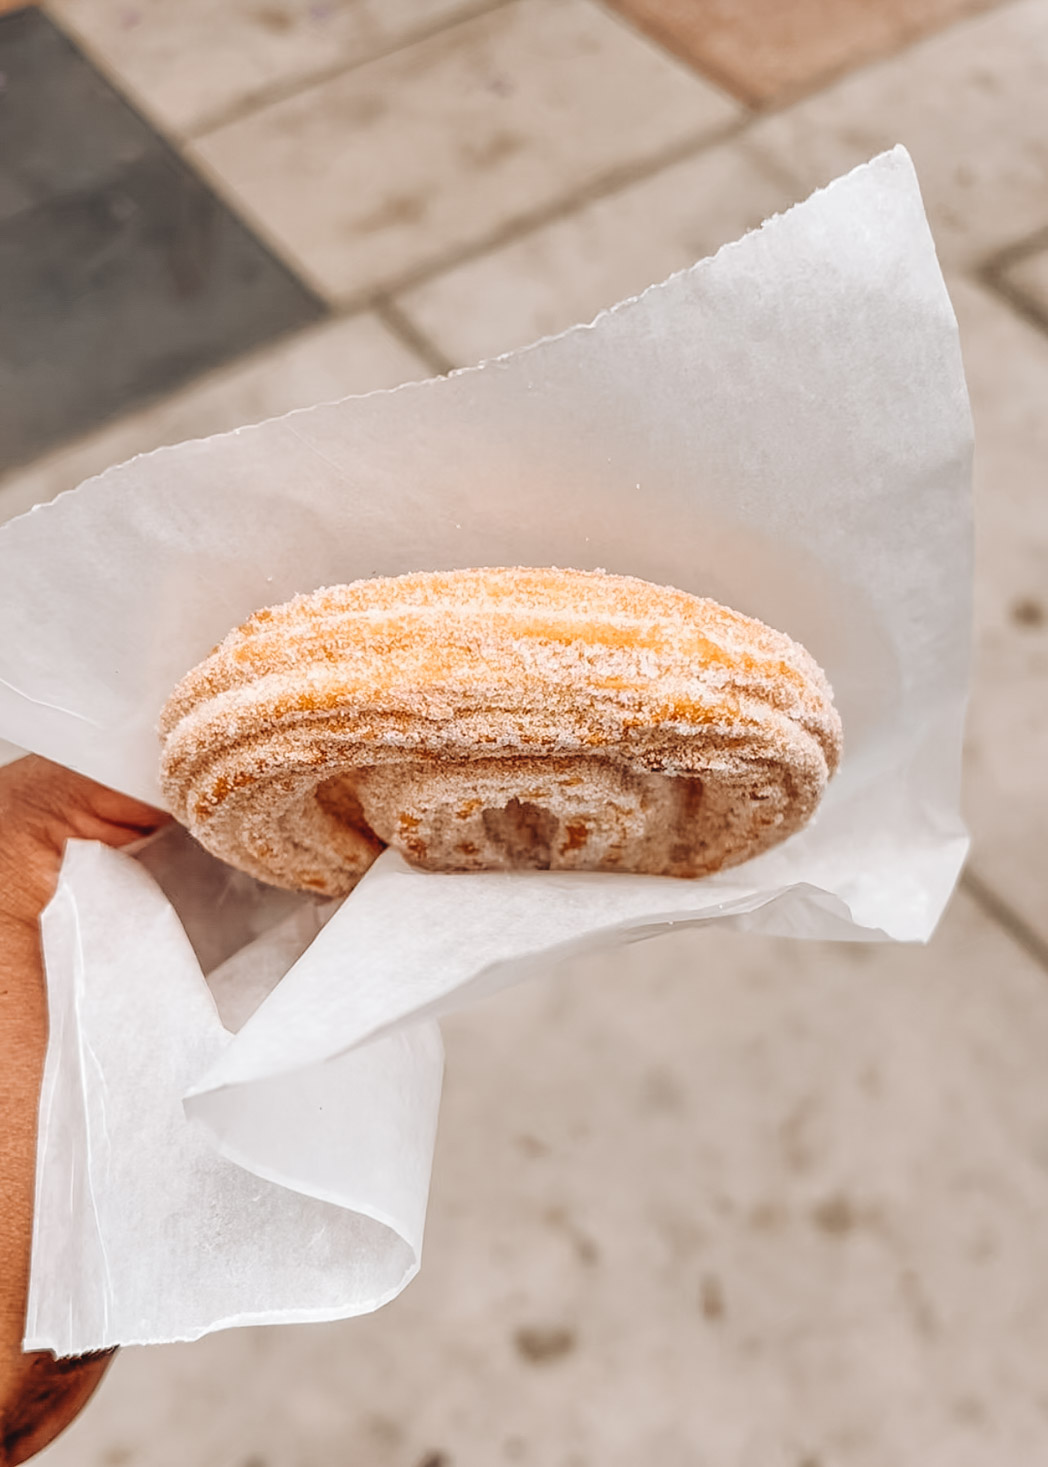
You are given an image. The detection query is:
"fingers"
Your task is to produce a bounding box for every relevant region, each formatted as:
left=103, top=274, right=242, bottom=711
left=1, top=1349, right=115, bottom=1464
left=0, top=757, right=170, bottom=852
left=0, top=758, right=171, bottom=928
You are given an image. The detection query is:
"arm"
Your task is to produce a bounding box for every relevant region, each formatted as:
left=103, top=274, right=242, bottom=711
left=0, top=757, right=168, bottom=1464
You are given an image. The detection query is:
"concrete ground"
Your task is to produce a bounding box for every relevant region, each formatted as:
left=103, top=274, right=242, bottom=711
left=2, top=0, right=1047, bottom=1463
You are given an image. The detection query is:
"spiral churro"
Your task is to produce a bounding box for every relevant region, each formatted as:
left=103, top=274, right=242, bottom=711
left=158, top=568, right=842, bottom=895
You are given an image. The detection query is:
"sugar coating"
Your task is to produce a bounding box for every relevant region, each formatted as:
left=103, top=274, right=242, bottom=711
left=158, top=567, right=842, bottom=895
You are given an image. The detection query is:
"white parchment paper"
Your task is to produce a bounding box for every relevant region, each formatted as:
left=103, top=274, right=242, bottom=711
left=26, top=841, right=442, bottom=1352
left=0, top=148, right=973, bottom=1352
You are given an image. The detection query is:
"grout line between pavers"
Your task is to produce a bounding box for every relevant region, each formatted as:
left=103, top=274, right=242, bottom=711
left=960, top=870, right=1048, bottom=978
left=328, top=113, right=751, bottom=317
left=977, top=229, right=1048, bottom=342
left=372, top=299, right=456, bottom=377
left=178, top=104, right=750, bottom=336
left=588, top=0, right=760, bottom=106
left=978, top=271, right=1048, bottom=343
left=980, top=223, right=1048, bottom=276
left=183, top=0, right=515, bottom=141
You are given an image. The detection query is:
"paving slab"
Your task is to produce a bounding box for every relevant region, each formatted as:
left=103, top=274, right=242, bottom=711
left=36, top=891, right=1048, bottom=1467
left=746, top=0, right=1048, bottom=270
left=604, top=0, right=1003, bottom=105
left=396, top=137, right=798, bottom=365
left=951, top=274, right=1048, bottom=948
left=0, top=311, right=432, bottom=525
left=191, top=0, right=740, bottom=302
left=48, top=0, right=497, bottom=137
left=0, top=7, right=324, bottom=473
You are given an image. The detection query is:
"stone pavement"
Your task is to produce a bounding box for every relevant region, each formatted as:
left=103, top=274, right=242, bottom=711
left=0, top=1, right=1045, bottom=1463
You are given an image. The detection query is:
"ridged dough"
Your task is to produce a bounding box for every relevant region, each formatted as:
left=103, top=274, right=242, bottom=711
left=158, top=567, right=842, bottom=895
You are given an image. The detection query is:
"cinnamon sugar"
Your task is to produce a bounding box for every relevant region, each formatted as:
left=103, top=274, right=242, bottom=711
left=158, top=567, right=842, bottom=895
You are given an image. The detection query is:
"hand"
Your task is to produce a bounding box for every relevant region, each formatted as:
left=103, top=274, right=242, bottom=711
left=0, top=757, right=168, bottom=1464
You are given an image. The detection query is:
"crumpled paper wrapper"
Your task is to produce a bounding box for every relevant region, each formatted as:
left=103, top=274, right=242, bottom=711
left=0, top=147, right=972, bottom=1353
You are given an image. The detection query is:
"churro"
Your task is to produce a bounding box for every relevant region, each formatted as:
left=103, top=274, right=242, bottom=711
left=159, top=568, right=841, bottom=894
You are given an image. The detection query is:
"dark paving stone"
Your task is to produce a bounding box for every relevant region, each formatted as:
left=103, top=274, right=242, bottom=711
left=0, top=7, right=156, bottom=216
left=0, top=8, right=326, bottom=473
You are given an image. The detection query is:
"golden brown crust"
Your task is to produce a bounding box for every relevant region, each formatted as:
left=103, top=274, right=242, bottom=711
left=158, top=568, right=842, bottom=894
